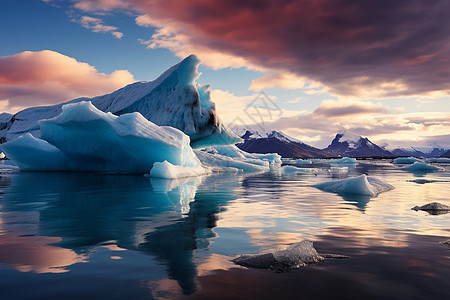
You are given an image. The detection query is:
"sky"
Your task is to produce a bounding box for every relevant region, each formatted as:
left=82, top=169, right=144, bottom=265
left=0, top=0, right=449, bottom=149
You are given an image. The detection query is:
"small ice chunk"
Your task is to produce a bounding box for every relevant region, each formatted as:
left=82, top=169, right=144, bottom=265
left=150, top=160, right=210, bottom=179
left=403, top=162, right=440, bottom=171
left=281, top=165, right=313, bottom=174
left=412, top=202, right=450, bottom=215
left=294, top=159, right=312, bottom=165
left=427, top=157, right=450, bottom=163
left=393, top=157, right=421, bottom=164
left=194, top=146, right=280, bottom=173
left=232, top=241, right=324, bottom=272
left=313, top=174, right=394, bottom=197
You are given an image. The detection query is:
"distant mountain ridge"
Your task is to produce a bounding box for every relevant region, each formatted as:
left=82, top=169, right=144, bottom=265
left=237, top=130, right=331, bottom=158
left=441, top=150, right=450, bottom=158
left=324, top=131, right=392, bottom=157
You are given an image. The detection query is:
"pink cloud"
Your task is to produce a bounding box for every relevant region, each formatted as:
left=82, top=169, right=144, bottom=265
left=0, top=50, right=135, bottom=112
left=77, top=16, right=124, bottom=39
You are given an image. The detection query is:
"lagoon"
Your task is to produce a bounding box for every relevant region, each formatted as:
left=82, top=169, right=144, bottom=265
left=0, top=160, right=449, bottom=299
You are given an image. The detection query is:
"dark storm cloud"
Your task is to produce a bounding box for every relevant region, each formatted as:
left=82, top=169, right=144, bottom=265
left=122, top=0, right=450, bottom=96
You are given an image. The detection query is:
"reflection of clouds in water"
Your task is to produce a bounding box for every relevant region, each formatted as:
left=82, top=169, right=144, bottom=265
left=0, top=233, right=86, bottom=273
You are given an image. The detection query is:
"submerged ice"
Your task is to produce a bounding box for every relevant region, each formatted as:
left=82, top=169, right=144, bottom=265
left=313, top=174, right=394, bottom=197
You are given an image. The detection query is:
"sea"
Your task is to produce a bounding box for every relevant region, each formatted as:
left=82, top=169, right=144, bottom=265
left=0, top=159, right=449, bottom=299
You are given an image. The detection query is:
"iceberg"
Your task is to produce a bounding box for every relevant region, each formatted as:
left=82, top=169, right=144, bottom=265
left=2, top=101, right=203, bottom=173
left=402, top=162, right=440, bottom=171
left=330, top=157, right=357, bottom=164
left=0, top=55, right=241, bottom=148
left=313, top=174, right=394, bottom=197
left=393, top=157, right=421, bottom=164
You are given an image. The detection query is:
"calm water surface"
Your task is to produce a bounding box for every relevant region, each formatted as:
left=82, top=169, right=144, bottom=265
left=0, top=160, right=449, bottom=299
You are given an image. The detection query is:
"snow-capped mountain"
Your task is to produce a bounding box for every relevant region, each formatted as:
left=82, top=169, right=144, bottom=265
left=390, top=146, right=447, bottom=157
left=391, top=147, right=427, bottom=157
left=324, top=131, right=392, bottom=157
left=237, top=130, right=331, bottom=158
left=0, top=55, right=240, bottom=148
left=441, top=150, right=450, bottom=158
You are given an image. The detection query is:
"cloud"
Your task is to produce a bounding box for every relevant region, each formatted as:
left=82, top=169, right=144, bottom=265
left=262, top=98, right=450, bottom=148
left=72, top=0, right=450, bottom=97
left=314, top=99, right=388, bottom=117
left=249, top=73, right=317, bottom=91
left=76, top=16, right=124, bottom=39
left=74, top=0, right=130, bottom=11
left=0, top=50, right=135, bottom=113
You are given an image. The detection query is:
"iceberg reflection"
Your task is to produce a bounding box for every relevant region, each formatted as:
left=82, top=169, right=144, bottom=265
left=0, top=172, right=239, bottom=295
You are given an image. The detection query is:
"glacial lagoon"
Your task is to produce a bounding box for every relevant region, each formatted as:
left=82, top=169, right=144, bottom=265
left=0, top=160, right=449, bottom=299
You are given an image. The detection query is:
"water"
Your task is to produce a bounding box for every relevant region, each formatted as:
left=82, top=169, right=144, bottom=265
left=0, top=160, right=449, bottom=299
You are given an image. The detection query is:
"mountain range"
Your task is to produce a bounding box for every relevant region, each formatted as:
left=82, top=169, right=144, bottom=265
left=236, top=130, right=448, bottom=158
left=237, top=130, right=331, bottom=158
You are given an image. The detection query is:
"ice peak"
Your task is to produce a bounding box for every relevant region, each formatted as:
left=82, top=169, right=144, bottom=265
left=155, top=54, right=201, bottom=87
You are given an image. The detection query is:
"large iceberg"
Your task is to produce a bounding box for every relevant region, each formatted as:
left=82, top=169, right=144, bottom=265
left=0, top=55, right=240, bottom=148
left=313, top=174, right=394, bottom=197
left=2, top=101, right=205, bottom=174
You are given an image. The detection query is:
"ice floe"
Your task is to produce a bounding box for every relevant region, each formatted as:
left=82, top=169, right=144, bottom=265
left=313, top=174, right=394, bottom=197
left=393, top=157, right=422, bottom=164
left=402, top=162, right=440, bottom=171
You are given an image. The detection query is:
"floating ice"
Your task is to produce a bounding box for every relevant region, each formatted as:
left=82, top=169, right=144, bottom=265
left=195, top=150, right=269, bottom=173
left=2, top=101, right=202, bottom=173
left=313, top=174, right=394, bottom=197
left=293, top=159, right=312, bottom=165
left=402, top=162, right=440, bottom=171
left=281, top=165, right=314, bottom=174
left=427, top=157, right=450, bottom=163
left=393, top=157, right=421, bottom=164
left=232, top=241, right=324, bottom=272
left=330, top=157, right=357, bottom=164
left=232, top=240, right=348, bottom=272
left=195, top=145, right=281, bottom=173
left=412, top=202, right=450, bottom=215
